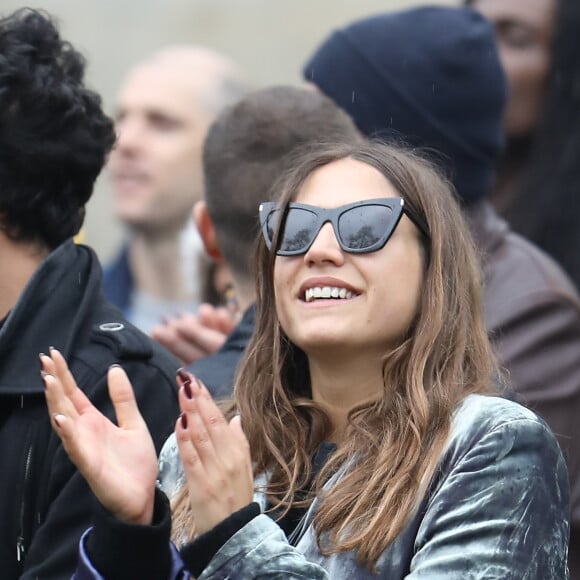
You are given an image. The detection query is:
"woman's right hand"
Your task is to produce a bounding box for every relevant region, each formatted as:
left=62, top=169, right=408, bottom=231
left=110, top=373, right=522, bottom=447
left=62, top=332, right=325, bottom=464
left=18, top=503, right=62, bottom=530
left=41, top=349, right=158, bottom=525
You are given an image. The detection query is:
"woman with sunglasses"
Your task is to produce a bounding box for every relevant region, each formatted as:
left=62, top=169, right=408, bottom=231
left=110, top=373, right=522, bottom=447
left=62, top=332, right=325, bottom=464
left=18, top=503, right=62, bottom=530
left=41, top=141, right=568, bottom=578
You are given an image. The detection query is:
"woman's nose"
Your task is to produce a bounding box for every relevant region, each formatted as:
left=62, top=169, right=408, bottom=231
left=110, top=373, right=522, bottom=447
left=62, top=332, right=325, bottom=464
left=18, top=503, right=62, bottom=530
left=304, top=222, right=345, bottom=267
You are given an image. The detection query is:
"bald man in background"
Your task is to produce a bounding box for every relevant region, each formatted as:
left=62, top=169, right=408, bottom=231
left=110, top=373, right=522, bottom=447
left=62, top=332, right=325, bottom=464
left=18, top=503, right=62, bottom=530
left=103, top=47, right=250, bottom=332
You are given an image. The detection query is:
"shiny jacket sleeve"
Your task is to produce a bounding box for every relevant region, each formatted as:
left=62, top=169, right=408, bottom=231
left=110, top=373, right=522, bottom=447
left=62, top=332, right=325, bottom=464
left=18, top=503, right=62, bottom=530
left=196, top=514, right=329, bottom=579
left=72, top=494, right=327, bottom=580
left=409, top=417, right=570, bottom=578
left=73, top=521, right=328, bottom=580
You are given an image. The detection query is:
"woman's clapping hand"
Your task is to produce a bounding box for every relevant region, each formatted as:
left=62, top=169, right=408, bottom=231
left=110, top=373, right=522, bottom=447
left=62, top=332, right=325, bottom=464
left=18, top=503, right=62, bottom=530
left=41, top=349, right=158, bottom=526
left=175, top=371, right=254, bottom=536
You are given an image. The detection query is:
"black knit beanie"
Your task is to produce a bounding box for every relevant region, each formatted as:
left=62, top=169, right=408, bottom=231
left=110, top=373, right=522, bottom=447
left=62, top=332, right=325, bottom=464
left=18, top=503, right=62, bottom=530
left=303, top=6, right=507, bottom=204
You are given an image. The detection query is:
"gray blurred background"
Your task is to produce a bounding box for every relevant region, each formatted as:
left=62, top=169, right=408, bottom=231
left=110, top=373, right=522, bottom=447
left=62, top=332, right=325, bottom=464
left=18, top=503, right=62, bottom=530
left=0, top=0, right=452, bottom=262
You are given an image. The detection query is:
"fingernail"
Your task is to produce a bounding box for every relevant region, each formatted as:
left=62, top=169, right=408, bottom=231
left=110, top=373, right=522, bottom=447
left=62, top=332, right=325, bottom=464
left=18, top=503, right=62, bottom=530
left=52, top=413, right=64, bottom=427
left=198, top=379, right=210, bottom=398
left=180, top=412, right=188, bottom=429
left=183, top=380, right=193, bottom=400
left=39, top=352, right=46, bottom=362
left=109, top=364, right=122, bottom=369
left=191, top=375, right=202, bottom=392
left=177, top=368, right=190, bottom=383
left=49, top=346, right=56, bottom=353
left=41, top=371, right=50, bottom=387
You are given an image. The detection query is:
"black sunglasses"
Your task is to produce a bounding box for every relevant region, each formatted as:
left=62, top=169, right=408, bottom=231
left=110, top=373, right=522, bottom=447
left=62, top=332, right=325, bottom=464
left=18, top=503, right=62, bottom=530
left=259, top=198, right=429, bottom=256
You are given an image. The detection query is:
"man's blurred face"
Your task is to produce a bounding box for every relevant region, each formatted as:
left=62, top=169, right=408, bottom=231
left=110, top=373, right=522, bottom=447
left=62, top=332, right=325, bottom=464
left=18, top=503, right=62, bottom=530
left=108, top=63, right=213, bottom=234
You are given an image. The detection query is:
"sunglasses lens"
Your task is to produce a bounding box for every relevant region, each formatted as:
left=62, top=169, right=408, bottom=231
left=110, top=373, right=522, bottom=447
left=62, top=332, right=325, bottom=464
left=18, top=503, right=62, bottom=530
left=338, top=205, right=394, bottom=251
left=268, top=207, right=319, bottom=254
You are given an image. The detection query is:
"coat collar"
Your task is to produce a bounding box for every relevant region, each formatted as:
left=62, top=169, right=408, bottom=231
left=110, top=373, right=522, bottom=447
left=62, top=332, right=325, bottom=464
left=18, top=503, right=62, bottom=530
left=0, top=240, right=102, bottom=395
left=465, top=200, right=509, bottom=260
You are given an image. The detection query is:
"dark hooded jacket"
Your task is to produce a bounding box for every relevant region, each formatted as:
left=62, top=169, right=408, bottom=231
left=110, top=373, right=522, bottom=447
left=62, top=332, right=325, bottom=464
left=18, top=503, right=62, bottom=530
left=0, top=240, right=179, bottom=579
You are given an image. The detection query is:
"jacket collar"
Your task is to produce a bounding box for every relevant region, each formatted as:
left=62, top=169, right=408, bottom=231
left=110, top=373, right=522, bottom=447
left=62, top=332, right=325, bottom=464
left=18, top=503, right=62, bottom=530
left=0, top=240, right=102, bottom=395
left=221, top=305, right=256, bottom=352
left=465, top=200, right=509, bottom=260
left=102, top=243, right=132, bottom=312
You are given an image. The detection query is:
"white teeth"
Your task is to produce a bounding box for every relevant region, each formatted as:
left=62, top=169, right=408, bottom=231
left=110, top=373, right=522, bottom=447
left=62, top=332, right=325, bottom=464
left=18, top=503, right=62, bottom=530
left=304, top=286, right=357, bottom=302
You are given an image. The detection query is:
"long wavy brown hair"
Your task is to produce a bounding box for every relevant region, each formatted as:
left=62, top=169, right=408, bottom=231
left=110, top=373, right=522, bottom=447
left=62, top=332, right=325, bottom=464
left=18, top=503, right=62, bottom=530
left=172, top=141, right=499, bottom=571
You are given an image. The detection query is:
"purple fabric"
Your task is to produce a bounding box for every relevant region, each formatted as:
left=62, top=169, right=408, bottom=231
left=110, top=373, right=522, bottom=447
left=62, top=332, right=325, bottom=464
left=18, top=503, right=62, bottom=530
left=73, top=530, right=189, bottom=580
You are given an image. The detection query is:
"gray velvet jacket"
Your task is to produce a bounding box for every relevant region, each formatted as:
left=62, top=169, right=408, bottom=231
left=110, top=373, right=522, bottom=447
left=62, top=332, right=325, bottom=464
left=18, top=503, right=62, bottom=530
left=157, top=394, right=569, bottom=579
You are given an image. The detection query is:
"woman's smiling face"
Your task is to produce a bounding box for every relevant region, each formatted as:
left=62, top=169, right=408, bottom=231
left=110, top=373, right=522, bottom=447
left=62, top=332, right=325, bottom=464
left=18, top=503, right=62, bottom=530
left=273, top=157, right=425, bottom=360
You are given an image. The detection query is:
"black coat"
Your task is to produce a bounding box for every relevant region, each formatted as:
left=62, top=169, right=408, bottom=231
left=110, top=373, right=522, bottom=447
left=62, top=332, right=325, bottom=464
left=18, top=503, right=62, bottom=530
left=189, top=305, right=255, bottom=399
left=0, top=241, right=180, bottom=579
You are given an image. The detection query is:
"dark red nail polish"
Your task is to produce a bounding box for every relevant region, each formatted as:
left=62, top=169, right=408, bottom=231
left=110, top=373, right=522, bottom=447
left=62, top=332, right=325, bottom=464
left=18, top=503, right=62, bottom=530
left=177, top=368, right=190, bottom=383
left=183, top=380, right=193, bottom=399
left=180, top=412, right=188, bottom=429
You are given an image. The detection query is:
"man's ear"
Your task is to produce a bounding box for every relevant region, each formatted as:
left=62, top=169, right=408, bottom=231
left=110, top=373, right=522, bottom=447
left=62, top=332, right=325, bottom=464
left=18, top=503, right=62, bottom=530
left=193, top=201, right=224, bottom=264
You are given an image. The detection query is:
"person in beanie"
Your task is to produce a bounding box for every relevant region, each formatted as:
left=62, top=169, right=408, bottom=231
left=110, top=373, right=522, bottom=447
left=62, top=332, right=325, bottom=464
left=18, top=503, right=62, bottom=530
left=304, top=5, right=580, bottom=568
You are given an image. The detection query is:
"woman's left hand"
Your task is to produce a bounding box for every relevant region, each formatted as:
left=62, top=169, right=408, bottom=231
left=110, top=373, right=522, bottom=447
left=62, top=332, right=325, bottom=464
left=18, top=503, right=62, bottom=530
left=175, top=372, right=254, bottom=536
left=41, top=349, right=158, bottom=526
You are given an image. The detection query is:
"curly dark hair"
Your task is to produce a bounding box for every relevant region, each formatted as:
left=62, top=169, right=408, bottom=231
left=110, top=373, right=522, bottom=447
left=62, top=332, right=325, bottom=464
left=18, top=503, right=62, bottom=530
left=0, top=8, right=115, bottom=249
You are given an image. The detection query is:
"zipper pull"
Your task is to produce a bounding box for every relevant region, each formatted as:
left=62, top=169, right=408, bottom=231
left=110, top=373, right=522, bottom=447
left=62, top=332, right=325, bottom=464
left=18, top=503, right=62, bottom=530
left=16, top=536, right=25, bottom=562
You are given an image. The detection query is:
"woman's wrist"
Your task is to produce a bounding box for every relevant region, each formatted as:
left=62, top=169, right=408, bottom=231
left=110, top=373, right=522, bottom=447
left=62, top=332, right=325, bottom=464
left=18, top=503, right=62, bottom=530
left=180, top=502, right=260, bottom=577
left=112, top=493, right=155, bottom=526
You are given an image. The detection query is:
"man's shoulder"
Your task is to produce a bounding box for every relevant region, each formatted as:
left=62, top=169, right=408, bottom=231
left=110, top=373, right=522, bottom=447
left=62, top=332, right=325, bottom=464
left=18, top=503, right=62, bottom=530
left=73, top=295, right=180, bottom=394
left=101, top=244, right=133, bottom=311
left=189, top=348, right=238, bottom=399
left=187, top=305, right=256, bottom=399
left=481, top=214, right=580, bottom=329
left=500, top=230, right=578, bottom=297
left=70, top=299, right=179, bottom=447
left=471, top=201, right=578, bottom=303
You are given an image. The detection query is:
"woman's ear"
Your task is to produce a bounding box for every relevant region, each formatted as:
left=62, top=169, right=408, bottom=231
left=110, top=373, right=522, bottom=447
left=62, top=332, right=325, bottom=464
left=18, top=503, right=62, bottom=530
left=193, top=201, right=225, bottom=264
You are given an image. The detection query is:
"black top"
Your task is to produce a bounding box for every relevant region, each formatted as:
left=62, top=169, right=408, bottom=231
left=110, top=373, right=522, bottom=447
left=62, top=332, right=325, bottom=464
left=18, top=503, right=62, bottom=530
left=0, top=240, right=180, bottom=579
